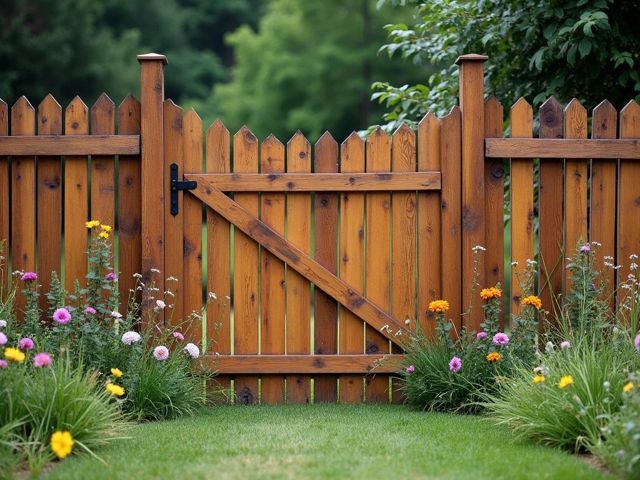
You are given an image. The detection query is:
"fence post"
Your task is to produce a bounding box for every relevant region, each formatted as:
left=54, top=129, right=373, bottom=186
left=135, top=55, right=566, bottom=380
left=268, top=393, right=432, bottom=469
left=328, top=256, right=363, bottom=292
left=138, top=53, right=167, bottom=324
left=455, top=53, right=487, bottom=331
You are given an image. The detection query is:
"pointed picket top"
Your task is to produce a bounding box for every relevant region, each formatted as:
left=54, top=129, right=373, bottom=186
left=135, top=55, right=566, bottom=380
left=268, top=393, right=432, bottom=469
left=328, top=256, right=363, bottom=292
left=510, top=97, right=533, bottom=137
left=341, top=131, right=365, bottom=149
left=287, top=129, right=310, bottom=172
left=37, top=94, right=62, bottom=135
left=392, top=122, right=414, bottom=138
left=0, top=99, right=7, bottom=135
left=539, top=96, right=563, bottom=138
left=91, top=92, right=115, bottom=114
left=418, top=111, right=441, bottom=130
left=368, top=125, right=390, bottom=142
left=314, top=131, right=338, bottom=173
left=118, top=95, right=141, bottom=135
left=564, top=98, right=588, bottom=138
left=91, top=93, right=115, bottom=134
left=391, top=123, right=416, bottom=171
left=340, top=131, right=365, bottom=173
left=206, top=119, right=229, bottom=150
left=484, top=97, right=503, bottom=139
left=11, top=96, right=35, bottom=134
left=234, top=125, right=258, bottom=145
left=65, top=96, right=88, bottom=135
left=592, top=100, right=617, bottom=139
left=163, top=99, right=183, bottom=128
left=315, top=130, right=338, bottom=151
left=262, top=133, right=284, bottom=148
left=484, top=96, right=502, bottom=111
left=366, top=126, right=391, bottom=172
left=183, top=108, right=203, bottom=132
left=12, top=95, right=34, bottom=111
left=207, top=118, right=227, bottom=136
left=510, top=96, right=532, bottom=117
left=620, top=100, right=640, bottom=137
left=261, top=133, right=285, bottom=172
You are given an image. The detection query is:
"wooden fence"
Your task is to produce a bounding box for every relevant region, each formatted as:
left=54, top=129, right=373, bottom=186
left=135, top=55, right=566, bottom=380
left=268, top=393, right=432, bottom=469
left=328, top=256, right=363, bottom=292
left=1, top=53, right=639, bottom=404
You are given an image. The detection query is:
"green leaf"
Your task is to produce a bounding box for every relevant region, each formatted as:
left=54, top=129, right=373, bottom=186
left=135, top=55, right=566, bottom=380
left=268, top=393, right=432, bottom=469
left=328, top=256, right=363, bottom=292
left=578, top=38, right=592, bottom=58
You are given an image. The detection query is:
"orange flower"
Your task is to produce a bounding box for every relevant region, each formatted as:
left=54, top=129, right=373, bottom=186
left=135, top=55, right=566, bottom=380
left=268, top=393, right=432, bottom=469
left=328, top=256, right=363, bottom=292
left=521, top=295, right=542, bottom=310
left=486, top=352, right=502, bottom=362
left=428, top=300, right=450, bottom=313
left=480, top=287, right=502, bottom=300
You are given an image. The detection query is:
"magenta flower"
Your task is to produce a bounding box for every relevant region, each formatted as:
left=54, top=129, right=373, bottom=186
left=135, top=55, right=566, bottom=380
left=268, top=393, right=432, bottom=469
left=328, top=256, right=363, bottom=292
left=406, top=365, right=416, bottom=374
left=635, top=333, right=640, bottom=352
left=476, top=331, right=487, bottom=340
left=0, top=359, right=7, bottom=369
left=579, top=244, right=591, bottom=253
left=33, top=352, right=52, bottom=367
left=172, top=332, right=185, bottom=341
left=449, top=356, right=462, bottom=373
left=84, top=306, right=97, bottom=315
left=492, top=332, right=510, bottom=346
left=105, top=272, right=117, bottom=282
left=18, top=338, right=34, bottom=350
left=0, top=332, right=7, bottom=346
left=52, top=308, right=71, bottom=325
left=153, top=346, right=169, bottom=361
left=21, top=272, right=37, bottom=282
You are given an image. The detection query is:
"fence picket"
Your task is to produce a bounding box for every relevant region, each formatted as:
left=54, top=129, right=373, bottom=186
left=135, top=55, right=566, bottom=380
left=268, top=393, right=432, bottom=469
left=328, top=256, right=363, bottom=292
left=0, top=100, right=7, bottom=298
left=90, top=94, right=116, bottom=233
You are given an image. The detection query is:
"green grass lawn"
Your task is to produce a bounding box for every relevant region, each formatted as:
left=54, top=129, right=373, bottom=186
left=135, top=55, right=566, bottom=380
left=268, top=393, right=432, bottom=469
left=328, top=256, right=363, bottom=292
left=43, top=404, right=610, bottom=480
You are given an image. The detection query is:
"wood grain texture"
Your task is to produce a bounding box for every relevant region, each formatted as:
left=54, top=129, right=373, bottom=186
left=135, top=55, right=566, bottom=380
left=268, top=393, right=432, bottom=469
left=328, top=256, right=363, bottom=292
left=365, top=127, right=392, bottom=403
left=64, top=97, right=89, bottom=290
left=162, top=100, right=183, bottom=324
left=182, top=110, right=203, bottom=342
left=483, top=97, right=504, bottom=325
left=538, top=97, right=564, bottom=322
left=233, top=126, right=260, bottom=404
left=563, top=99, right=589, bottom=292
left=313, top=132, right=339, bottom=402
left=590, top=100, right=617, bottom=310
left=485, top=138, right=640, bottom=159
left=418, top=113, right=442, bottom=336
left=260, top=134, right=286, bottom=404
left=36, top=95, right=62, bottom=312
left=338, top=132, right=366, bottom=403
left=509, top=98, right=534, bottom=315
left=0, top=135, right=139, bottom=155
left=0, top=100, right=8, bottom=298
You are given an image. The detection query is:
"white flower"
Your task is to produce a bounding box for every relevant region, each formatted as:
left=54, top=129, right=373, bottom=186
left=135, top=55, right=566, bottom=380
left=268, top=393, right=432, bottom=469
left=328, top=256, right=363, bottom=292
left=208, top=292, right=217, bottom=300
left=545, top=341, right=555, bottom=353
left=121, top=331, right=142, bottom=345
left=111, top=311, right=123, bottom=319
left=133, top=273, right=143, bottom=279
left=156, top=300, right=166, bottom=309
left=404, top=318, right=411, bottom=325
left=0, top=320, right=6, bottom=329
left=153, top=345, right=169, bottom=361
left=150, top=268, right=161, bottom=273
left=184, top=343, right=200, bottom=359
left=560, top=341, right=571, bottom=350
left=472, top=245, right=486, bottom=252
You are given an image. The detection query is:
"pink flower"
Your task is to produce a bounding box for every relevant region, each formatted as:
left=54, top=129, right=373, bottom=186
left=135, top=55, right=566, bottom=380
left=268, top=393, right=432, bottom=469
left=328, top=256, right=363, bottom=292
left=560, top=341, right=571, bottom=350
left=0, top=359, right=7, bottom=369
left=449, top=356, right=462, bottom=373
left=476, top=331, right=487, bottom=340
left=105, top=272, right=117, bottom=282
left=172, top=332, right=185, bottom=341
left=156, top=300, right=166, bottom=309
left=84, top=306, right=97, bottom=315
left=21, top=272, right=37, bottom=282
left=111, top=311, right=123, bottom=319
left=406, top=365, right=415, bottom=374
left=492, top=332, right=510, bottom=346
left=153, top=346, right=169, bottom=361
left=52, top=308, right=71, bottom=325
left=0, top=332, right=7, bottom=346
left=121, top=331, right=142, bottom=345
left=184, top=343, right=200, bottom=359
left=635, top=333, right=640, bottom=352
left=579, top=244, right=591, bottom=253
left=33, top=352, right=52, bottom=367
left=18, top=338, right=34, bottom=350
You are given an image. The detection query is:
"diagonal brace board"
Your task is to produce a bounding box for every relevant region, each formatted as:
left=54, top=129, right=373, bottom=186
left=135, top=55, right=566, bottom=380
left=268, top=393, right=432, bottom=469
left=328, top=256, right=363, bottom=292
left=186, top=176, right=407, bottom=348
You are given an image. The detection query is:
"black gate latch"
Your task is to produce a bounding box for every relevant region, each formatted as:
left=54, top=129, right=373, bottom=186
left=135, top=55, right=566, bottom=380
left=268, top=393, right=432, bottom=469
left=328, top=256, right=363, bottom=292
left=170, top=163, right=197, bottom=215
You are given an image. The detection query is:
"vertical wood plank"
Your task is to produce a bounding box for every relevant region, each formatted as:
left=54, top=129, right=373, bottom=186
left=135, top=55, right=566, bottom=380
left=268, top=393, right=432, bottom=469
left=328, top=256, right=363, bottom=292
left=618, top=100, right=640, bottom=307
left=456, top=55, right=487, bottom=331
left=0, top=100, right=8, bottom=298
left=233, top=126, right=259, bottom=404
left=260, top=134, right=286, bottom=404
left=206, top=120, right=232, bottom=400
left=510, top=98, right=534, bottom=315
left=313, top=132, right=339, bottom=402
left=418, top=113, right=442, bottom=335
left=64, top=97, right=89, bottom=290
left=538, top=97, right=564, bottom=321
left=339, top=132, right=365, bottom=403
left=162, top=100, right=183, bottom=324
left=117, top=95, right=142, bottom=311
left=182, top=110, right=203, bottom=342
left=286, top=131, right=312, bottom=403
left=563, top=99, right=589, bottom=291
left=11, top=97, right=36, bottom=316
left=365, top=127, right=391, bottom=403
left=90, top=94, right=116, bottom=233
left=590, top=100, right=617, bottom=309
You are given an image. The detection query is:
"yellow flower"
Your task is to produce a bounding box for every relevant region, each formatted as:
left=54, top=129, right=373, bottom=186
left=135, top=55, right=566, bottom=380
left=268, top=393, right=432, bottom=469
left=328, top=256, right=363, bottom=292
left=98, top=232, right=109, bottom=239
left=486, top=352, right=502, bottom=362
left=428, top=300, right=450, bottom=313
left=4, top=347, right=25, bottom=363
left=521, top=295, right=542, bottom=310
left=106, top=382, right=125, bottom=397
left=624, top=382, right=634, bottom=393
left=110, top=368, right=123, bottom=378
left=100, top=224, right=112, bottom=232
left=50, top=431, right=74, bottom=459
left=85, top=220, right=100, bottom=229
left=480, top=287, right=502, bottom=300
left=558, top=375, right=574, bottom=389
left=533, top=374, right=546, bottom=384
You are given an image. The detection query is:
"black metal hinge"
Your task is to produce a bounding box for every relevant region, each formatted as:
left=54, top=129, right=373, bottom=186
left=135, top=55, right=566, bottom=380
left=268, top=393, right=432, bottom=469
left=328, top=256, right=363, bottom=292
left=170, top=163, right=197, bottom=215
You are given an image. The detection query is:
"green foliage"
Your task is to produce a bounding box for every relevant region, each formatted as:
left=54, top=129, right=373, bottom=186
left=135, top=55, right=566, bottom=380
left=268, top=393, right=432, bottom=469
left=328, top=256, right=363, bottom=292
left=373, top=0, right=640, bottom=132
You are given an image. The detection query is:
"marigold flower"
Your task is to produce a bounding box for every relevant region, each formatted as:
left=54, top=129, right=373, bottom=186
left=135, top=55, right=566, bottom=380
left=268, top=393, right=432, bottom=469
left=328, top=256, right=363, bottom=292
left=50, top=431, right=74, bottom=459
left=558, top=375, right=574, bottom=389
left=4, top=347, right=25, bottom=363
left=480, top=287, right=502, bottom=300
left=486, top=352, right=501, bottom=362
left=533, top=374, right=545, bottom=384
left=623, top=382, right=634, bottom=393
left=85, top=220, right=100, bottom=229
left=98, top=232, right=109, bottom=239
left=110, top=367, right=123, bottom=378
left=428, top=300, right=450, bottom=313
left=448, top=356, right=462, bottom=373
left=106, top=382, right=125, bottom=397
left=521, top=295, right=542, bottom=310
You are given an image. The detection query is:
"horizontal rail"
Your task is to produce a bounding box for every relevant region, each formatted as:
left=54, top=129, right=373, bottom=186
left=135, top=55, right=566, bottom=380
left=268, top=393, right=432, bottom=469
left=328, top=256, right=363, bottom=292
left=201, top=354, right=404, bottom=374
left=0, top=135, right=140, bottom=156
left=184, top=172, right=441, bottom=191
left=485, top=138, right=640, bottom=159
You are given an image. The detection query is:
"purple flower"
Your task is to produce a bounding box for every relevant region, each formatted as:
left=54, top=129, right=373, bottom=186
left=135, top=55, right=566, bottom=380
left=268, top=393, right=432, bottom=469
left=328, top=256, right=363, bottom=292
left=476, top=331, right=487, bottom=340
left=449, top=356, right=462, bottom=373
left=635, top=333, right=640, bottom=352
left=105, top=272, right=117, bottom=282
left=84, top=306, right=97, bottom=315
left=153, top=346, right=169, bottom=361
left=184, top=343, right=200, bottom=359
left=52, top=308, right=71, bottom=325
left=121, top=331, right=141, bottom=345
left=172, top=332, right=185, bottom=341
left=560, top=341, right=571, bottom=350
left=18, top=338, right=34, bottom=350
left=33, top=352, right=52, bottom=367
left=21, top=272, right=37, bottom=282
left=406, top=365, right=416, bottom=374
left=492, top=332, right=510, bottom=346
left=0, top=332, right=6, bottom=346
left=0, top=359, right=7, bottom=369
left=579, top=244, right=591, bottom=253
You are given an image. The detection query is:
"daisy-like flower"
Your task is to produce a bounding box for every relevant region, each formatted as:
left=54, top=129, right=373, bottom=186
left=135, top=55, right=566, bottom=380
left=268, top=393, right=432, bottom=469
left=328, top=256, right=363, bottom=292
left=21, top=271, right=37, bottom=282
left=110, top=367, right=123, bottom=378
left=184, top=343, right=200, bottom=359
left=448, top=356, right=462, bottom=373
left=172, top=331, right=185, bottom=341
left=558, top=375, right=574, bottom=389
left=52, top=308, right=71, bottom=325
left=33, top=352, right=52, bottom=367
left=623, top=382, right=634, bottom=394
left=50, top=431, right=74, bottom=459
left=406, top=365, right=415, bottom=374
left=533, top=374, right=545, bottom=384
left=492, top=332, right=510, bottom=346
left=428, top=300, right=450, bottom=313
left=4, top=347, right=25, bottom=363
left=153, top=346, right=169, bottom=361
left=18, top=337, right=34, bottom=350
left=99, top=232, right=109, bottom=239
left=100, top=224, right=112, bottom=233
left=85, top=220, right=100, bottom=229
left=121, top=331, right=141, bottom=345
left=106, top=383, right=125, bottom=397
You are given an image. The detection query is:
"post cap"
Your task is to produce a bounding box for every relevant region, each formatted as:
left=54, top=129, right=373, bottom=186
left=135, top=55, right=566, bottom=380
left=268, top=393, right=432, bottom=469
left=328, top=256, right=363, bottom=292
left=455, top=53, right=488, bottom=65
left=137, top=53, right=168, bottom=65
